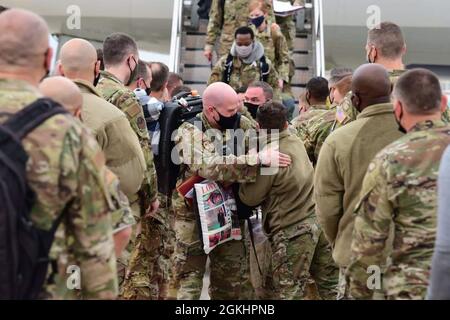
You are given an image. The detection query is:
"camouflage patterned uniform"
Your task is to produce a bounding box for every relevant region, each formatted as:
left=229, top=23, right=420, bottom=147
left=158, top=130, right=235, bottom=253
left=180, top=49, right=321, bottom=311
left=0, top=78, right=118, bottom=299
left=251, top=23, right=290, bottom=85
left=172, top=113, right=258, bottom=300
left=272, top=0, right=305, bottom=50
left=293, top=106, right=337, bottom=166
left=104, top=168, right=136, bottom=235
left=347, top=120, right=450, bottom=300
left=208, top=54, right=281, bottom=100
left=291, top=105, right=329, bottom=136
left=122, top=194, right=175, bottom=300
left=97, top=70, right=159, bottom=291
left=206, top=0, right=275, bottom=58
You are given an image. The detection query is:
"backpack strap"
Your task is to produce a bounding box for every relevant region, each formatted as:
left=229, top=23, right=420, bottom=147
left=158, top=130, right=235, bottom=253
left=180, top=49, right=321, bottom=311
left=259, top=55, right=270, bottom=83
left=222, top=54, right=234, bottom=84
left=220, top=0, right=226, bottom=28
left=1, top=98, right=68, bottom=141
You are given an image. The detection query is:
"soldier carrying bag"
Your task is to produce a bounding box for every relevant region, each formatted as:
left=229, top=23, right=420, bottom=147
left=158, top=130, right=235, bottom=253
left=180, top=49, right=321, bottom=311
left=0, top=98, right=68, bottom=300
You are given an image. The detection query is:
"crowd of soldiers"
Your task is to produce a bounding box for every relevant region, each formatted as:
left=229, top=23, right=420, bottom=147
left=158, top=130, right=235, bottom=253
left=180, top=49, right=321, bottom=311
left=1, top=0, right=450, bottom=301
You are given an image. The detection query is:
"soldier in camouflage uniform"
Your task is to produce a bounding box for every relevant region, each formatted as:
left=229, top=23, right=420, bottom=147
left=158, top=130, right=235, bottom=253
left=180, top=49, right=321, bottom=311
left=171, top=82, right=291, bottom=300
left=122, top=61, right=175, bottom=300
left=239, top=102, right=338, bottom=300
left=291, top=77, right=329, bottom=159
left=248, top=0, right=290, bottom=92
left=204, top=0, right=275, bottom=61
left=0, top=9, right=118, bottom=299
left=268, top=0, right=305, bottom=52
left=347, top=69, right=450, bottom=300
left=208, top=26, right=281, bottom=100
left=96, top=33, right=159, bottom=291
left=122, top=194, right=174, bottom=300
left=315, top=64, right=404, bottom=300
left=296, top=72, right=352, bottom=165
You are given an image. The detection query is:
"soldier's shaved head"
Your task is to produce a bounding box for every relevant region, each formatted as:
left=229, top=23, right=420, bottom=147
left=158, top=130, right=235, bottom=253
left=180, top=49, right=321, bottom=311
left=0, top=9, right=51, bottom=84
left=203, top=82, right=240, bottom=128
left=39, top=76, right=83, bottom=118
left=60, top=39, right=98, bottom=76
left=351, top=64, right=392, bottom=112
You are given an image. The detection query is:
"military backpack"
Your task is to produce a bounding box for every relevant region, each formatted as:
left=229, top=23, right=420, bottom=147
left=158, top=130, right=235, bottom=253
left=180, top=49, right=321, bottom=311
left=0, top=98, right=68, bottom=299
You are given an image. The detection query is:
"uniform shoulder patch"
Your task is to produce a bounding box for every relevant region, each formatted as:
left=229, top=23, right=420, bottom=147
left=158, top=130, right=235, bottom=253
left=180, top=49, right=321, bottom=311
left=125, top=103, right=142, bottom=118
left=137, top=116, right=147, bottom=131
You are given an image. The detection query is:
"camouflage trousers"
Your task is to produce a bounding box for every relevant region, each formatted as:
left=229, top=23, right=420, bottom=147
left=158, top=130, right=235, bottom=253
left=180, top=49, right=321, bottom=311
left=172, top=216, right=254, bottom=300
left=257, top=223, right=338, bottom=300
left=116, top=201, right=142, bottom=293
left=275, top=15, right=295, bottom=51
left=337, top=267, right=354, bottom=300
left=121, top=217, right=173, bottom=300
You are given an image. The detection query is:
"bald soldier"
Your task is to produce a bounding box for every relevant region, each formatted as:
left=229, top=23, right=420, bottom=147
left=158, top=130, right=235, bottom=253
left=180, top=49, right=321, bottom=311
left=39, top=75, right=136, bottom=259
left=0, top=9, right=117, bottom=299
left=39, top=76, right=83, bottom=117
left=172, top=82, right=291, bottom=300
left=57, top=38, right=147, bottom=288
left=314, top=64, right=404, bottom=299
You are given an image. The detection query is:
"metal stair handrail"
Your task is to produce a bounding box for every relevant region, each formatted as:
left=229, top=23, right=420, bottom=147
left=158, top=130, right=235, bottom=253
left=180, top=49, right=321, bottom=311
left=169, top=0, right=184, bottom=72
left=313, top=0, right=325, bottom=77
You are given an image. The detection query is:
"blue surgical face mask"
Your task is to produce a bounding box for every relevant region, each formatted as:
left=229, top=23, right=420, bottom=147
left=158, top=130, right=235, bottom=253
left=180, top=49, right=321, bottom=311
left=250, top=15, right=265, bottom=28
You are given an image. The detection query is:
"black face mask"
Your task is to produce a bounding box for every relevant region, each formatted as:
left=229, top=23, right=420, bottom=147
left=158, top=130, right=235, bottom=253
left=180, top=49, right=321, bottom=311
left=214, top=108, right=239, bottom=130
left=366, top=47, right=375, bottom=64
left=395, top=108, right=408, bottom=134
left=41, top=49, right=50, bottom=82
left=306, top=92, right=311, bottom=106
left=329, top=88, right=335, bottom=105
left=143, top=80, right=152, bottom=96
left=250, top=15, right=265, bottom=28
left=125, top=56, right=138, bottom=86
left=93, top=70, right=101, bottom=87
left=244, top=102, right=259, bottom=119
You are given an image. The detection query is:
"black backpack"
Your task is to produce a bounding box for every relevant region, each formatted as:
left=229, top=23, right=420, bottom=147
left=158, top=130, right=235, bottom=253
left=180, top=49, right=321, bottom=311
left=0, top=98, right=68, bottom=300
left=155, top=92, right=203, bottom=197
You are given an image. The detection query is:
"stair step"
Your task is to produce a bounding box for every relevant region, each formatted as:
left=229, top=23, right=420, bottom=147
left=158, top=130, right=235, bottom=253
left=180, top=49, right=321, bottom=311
left=294, top=36, right=313, bottom=51
left=181, top=49, right=210, bottom=65
left=184, top=33, right=207, bottom=49
left=292, top=51, right=313, bottom=68
left=182, top=65, right=212, bottom=82
left=293, top=69, right=315, bottom=85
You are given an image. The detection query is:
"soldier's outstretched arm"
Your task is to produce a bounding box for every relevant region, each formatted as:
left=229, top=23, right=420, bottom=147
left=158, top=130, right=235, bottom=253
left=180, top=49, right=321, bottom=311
left=63, top=126, right=118, bottom=299
left=347, top=157, right=393, bottom=299
left=175, top=123, right=259, bottom=184
left=314, top=141, right=344, bottom=244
